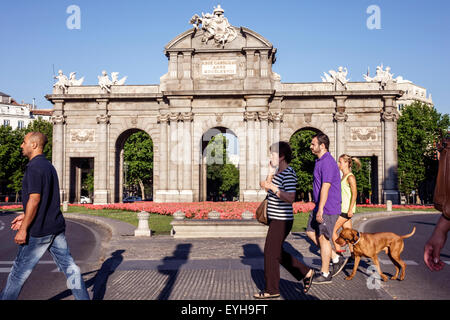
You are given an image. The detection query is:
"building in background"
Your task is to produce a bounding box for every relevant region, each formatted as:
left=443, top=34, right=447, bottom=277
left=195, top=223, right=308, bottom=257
left=396, top=83, right=433, bottom=113
left=0, top=91, right=53, bottom=129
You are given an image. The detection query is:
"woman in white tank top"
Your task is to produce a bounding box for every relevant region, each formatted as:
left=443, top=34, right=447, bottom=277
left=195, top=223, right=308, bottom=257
left=332, top=155, right=360, bottom=257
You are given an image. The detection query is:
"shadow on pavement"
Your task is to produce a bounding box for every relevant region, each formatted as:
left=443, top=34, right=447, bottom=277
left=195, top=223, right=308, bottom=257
left=49, top=249, right=125, bottom=300
left=240, top=243, right=319, bottom=300
left=157, top=243, right=192, bottom=300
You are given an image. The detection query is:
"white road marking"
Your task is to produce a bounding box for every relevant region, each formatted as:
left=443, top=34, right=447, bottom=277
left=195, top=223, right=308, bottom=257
left=0, top=221, right=5, bottom=231
left=379, top=259, right=419, bottom=266
left=0, top=261, right=85, bottom=273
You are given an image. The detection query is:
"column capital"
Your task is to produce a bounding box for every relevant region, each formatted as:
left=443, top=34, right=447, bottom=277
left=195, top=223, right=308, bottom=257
left=381, top=110, right=399, bottom=122
left=334, top=111, right=348, bottom=122
left=169, top=112, right=180, bottom=122
left=269, top=111, right=283, bottom=122
left=51, top=115, right=66, bottom=125
left=258, top=111, right=270, bottom=121
left=157, top=113, right=170, bottom=124
left=181, top=112, right=194, bottom=122
left=96, top=114, right=110, bottom=124
left=244, top=111, right=258, bottom=121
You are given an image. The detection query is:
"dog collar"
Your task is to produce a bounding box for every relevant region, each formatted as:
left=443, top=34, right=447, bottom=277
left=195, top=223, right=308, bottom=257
left=353, top=231, right=361, bottom=245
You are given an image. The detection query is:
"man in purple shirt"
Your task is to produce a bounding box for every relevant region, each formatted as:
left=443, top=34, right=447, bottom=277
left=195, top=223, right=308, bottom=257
left=306, top=133, right=348, bottom=284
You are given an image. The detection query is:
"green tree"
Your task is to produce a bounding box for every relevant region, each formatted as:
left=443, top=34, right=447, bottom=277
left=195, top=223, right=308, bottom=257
left=289, top=129, right=317, bottom=201
left=352, top=157, right=372, bottom=203
left=123, top=131, right=153, bottom=199
left=206, top=134, right=239, bottom=200
left=397, top=102, right=450, bottom=202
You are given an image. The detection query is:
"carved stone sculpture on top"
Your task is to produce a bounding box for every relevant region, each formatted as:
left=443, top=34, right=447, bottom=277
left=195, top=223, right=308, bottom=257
left=364, top=65, right=411, bottom=89
left=190, top=5, right=237, bottom=47
left=321, top=66, right=349, bottom=90
left=54, top=70, right=84, bottom=93
left=53, top=70, right=69, bottom=93
left=68, top=72, right=84, bottom=86
left=98, top=71, right=127, bottom=93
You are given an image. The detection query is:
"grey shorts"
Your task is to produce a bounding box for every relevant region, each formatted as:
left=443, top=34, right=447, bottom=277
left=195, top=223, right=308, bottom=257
left=306, top=212, right=339, bottom=240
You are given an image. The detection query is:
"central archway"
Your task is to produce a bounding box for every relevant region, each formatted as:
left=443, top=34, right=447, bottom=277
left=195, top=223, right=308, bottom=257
left=289, top=127, right=323, bottom=202
left=200, top=127, right=240, bottom=202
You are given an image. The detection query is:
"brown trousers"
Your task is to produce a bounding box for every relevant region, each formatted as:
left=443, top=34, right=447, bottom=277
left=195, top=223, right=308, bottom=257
left=264, top=219, right=311, bottom=294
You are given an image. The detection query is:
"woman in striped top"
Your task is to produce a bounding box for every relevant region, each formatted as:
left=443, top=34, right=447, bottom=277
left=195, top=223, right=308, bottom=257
left=254, top=141, right=314, bottom=299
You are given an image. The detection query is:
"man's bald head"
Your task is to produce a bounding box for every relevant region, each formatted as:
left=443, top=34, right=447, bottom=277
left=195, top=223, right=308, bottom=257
left=26, top=132, right=48, bottom=150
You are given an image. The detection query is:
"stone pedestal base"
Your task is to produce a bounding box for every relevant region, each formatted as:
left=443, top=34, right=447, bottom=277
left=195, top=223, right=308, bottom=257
left=243, top=190, right=259, bottom=202
left=94, top=190, right=109, bottom=205
left=170, top=219, right=269, bottom=238
left=383, top=190, right=399, bottom=205
left=154, top=190, right=194, bottom=203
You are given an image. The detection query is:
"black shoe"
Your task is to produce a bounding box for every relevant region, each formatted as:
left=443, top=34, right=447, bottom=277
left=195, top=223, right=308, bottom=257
left=331, top=255, right=349, bottom=277
left=312, top=272, right=332, bottom=284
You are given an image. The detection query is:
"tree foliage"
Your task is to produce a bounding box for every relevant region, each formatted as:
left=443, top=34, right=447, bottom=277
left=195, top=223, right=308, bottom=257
left=123, top=131, right=154, bottom=199
left=397, top=102, right=449, bottom=200
left=206, top=134, right=239, bottom=200
left=0, top=118, right=53, bottom=200
left=289, top=129, right=317, bottom=201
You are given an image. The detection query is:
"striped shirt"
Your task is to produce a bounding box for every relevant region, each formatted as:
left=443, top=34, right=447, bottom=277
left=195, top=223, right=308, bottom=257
left=267, top=166, right=298, bottom=220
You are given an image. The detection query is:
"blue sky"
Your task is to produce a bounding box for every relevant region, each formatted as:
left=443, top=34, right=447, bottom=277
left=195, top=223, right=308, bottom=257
left=0, top=0, right=449, bottom=116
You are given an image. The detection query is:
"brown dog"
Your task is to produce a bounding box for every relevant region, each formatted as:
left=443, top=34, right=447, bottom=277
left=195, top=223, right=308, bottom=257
left=336, top=227, right=416, bottom=281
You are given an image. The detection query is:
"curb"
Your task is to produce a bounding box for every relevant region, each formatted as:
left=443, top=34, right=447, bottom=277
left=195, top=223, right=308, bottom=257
left=352, top=210, right=440, bottom=230
left=62, top=212, right=136, bottom=238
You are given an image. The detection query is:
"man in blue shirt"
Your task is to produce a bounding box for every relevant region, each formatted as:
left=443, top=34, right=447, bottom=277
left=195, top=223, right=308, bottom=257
left=0, top=132, right=89, bottom=300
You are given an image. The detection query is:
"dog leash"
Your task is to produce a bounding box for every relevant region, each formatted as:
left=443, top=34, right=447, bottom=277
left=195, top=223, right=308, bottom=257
left=353, top=231, right=362, bottom=245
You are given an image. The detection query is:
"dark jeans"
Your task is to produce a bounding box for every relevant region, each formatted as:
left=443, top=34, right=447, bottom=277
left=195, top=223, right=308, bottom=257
left=264, top=219, right=310, bottom=295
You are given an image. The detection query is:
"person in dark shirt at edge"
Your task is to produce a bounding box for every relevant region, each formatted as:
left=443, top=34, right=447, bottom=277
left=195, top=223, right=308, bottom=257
left=0, top=132, right=90, bottom=300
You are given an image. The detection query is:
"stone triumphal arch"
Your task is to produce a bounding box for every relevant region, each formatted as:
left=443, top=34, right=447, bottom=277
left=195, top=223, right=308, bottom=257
left=47, top=6, right=403, bottom=205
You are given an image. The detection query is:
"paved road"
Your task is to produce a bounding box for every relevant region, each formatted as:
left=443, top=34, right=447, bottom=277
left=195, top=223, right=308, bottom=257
left=0, top=212, right=107, bottom=300
left=359, top=213, right=450, bottom=299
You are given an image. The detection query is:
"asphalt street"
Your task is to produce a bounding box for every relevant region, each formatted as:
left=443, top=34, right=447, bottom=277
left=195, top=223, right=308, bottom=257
left=358, top=213, right=450, bottom=299
left=0, top=211, right=107, bottom=300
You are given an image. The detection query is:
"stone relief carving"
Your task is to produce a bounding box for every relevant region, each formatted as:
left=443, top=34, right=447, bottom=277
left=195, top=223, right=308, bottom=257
left=70, top=129, right=95, bottom=143
left=190, top=5, right=237, bottom=47
left=351, top=127, right=378, bottom=142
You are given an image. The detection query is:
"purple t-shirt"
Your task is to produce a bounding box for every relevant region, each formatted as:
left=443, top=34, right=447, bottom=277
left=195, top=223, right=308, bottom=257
left=313, top=152, right=341, bottom=215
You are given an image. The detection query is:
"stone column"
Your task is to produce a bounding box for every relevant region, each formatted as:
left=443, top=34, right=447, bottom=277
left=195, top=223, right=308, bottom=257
left=382, top=96, right=400, bottom=204
left=168, top=52, right=178, bottom=79
left=157, top=113, right=169, bottom=191
left=270, top=112, right=283, bottom=144
left=181, top=112, right=193, bottom=201
left=334, top=96, right=348, bottom=159
left=245, top=112, right=257, bottom=190
left=168, top=112, right=180, bottom=201
left=51, top=110, right=66, bottom=202
left=95, top=111, right=110, bottom=204
left=258, top=112, right=270, bottom=200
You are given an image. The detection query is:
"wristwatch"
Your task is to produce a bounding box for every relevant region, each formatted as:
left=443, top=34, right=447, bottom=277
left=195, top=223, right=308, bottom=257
left=275, top=189, right=281, bottom=197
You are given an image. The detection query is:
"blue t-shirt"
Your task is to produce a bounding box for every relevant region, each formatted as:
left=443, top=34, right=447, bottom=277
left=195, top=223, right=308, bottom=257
left=312, top=152, right=342, bottom=215
left=22, top=154, right=65, bottom=237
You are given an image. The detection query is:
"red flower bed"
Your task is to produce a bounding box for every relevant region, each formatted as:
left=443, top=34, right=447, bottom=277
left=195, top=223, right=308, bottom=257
left=68, top=201, right=316, bottom=219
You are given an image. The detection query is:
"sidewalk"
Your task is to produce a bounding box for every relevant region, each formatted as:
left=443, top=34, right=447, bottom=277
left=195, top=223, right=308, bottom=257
left=64, top=211, right=437, bottom=300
